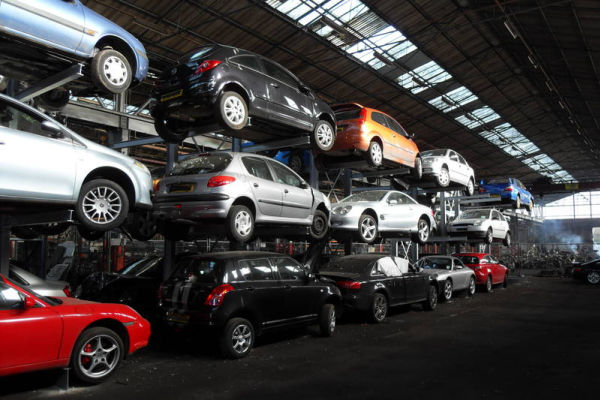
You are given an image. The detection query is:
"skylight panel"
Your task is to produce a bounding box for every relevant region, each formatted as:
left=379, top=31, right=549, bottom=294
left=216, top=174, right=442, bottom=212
left=397, top=60, right=452, bottom=94
left=428, top=86, right=477, bottom=112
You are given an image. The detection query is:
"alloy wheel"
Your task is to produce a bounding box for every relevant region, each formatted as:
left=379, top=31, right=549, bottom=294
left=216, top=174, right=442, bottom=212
left=468, top=278, right=476, bottom=295
left=439, top=168, right=450, bottom=186
left=328, top=307, right=336, bottom=333
left=77, top=334, right=120, bottom=380
left=370, top=142, right=383, bottom=165
left=374, top=295, right=387, bottom=321
left=418, top=220, right=429, bottom=242
left=103, top=56, right=128, bottom=87
left=82, top=186, right=123, bottom=225
left=444, top=281, right=452, bottom=300
left=234, top=210, right=252, bottom=237
left=231, top=324, right=253, bottom=354
left=223, top=95, right=246, bottom=125
left=587, top=271, right=600, bottom=284
left=317, top=123, right=333, bottom=149
left=360, top=216, right=377, bottom=241
left=486, top=276, right=492, bottom=292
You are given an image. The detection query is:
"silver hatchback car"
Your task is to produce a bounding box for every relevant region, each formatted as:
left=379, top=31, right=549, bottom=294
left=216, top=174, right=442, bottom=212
left=0, top=94, right=153, bottom=231
left=154, top=152, right=331, bottom=243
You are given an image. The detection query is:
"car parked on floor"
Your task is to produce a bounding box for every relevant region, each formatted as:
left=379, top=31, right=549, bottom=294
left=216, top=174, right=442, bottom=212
left=330, top=190, right=435, bottom=244
left=0, top=0, right=148, bottom=101
left=0, top=94, right=153, bottom=234
left=420, top=149, right=475, bottom=195
left=571, top=259, right=600, bottom=285
left=415, top=255, right=476, bottom=301
left=479, top=177, right=534, bottom=211
left=315, top=103, right=422, bottom=177
left=153, top=152, right=330, bottom=243
left=447, top=209, right=511, bottom=246
left=150, top=44, right=336, bottom=150
left=158, top=251, right=341, bottom=358
left=9, top=264, right=72, bottom=298
left=318, top=254, right=439, bottom=323
left=0, top=273, right=150, bottom=383
left=453, top=253, right=509, bottom=292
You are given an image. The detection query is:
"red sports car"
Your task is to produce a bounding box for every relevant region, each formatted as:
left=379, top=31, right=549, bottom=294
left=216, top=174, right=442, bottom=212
left=453, top=253, right=508, bottom=292
left=0, top=273, right=150, bottom=384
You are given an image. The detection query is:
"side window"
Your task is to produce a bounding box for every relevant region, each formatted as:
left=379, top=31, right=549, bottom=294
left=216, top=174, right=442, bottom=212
left=492, top=211, right=500, bottom=220
left=0, top=282, right=23, bottom=310
left=262, top=60, right=298, bottom=88
left=384, top=115, right=408, bottom=137
left=449, top=151, right=459, bottom=162
left=453, top=259, right=464, bottom=269
left=238, top=258, right=274, bottom=281
left=268, top=161, right=303, bottom=188
left=273, top=257, right=306, bottom=281
left=0, top=101, right=67, bottom=140
left=229, top=55, right=262, bottom=71
left=371, top=112, right=389, bottom=128
left=457, top=154, right=467, bottom=165
left=242, top=157, right=273, bottom=181
left=388, top=192, right=410, bottom=205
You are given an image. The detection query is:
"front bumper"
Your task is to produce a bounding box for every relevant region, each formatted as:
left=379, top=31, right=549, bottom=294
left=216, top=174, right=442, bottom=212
left=126, top=317, right=151, bottom=355
left=447, top=225, right=487, bottom=238
left=331, top=213, right=360, bottom=231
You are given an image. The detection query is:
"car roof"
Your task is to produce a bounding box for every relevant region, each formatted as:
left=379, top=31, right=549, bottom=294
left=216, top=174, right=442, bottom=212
left=453, top=253, right=488, bottom=257
left=181, top=251, right=288, bottom=260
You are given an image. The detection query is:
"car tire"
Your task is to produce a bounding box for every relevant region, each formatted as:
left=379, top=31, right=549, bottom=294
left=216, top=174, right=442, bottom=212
left=124, top=211, right=157, bottom=241
left=312, top=120, right=336, bottom=152
left=71, top=327, right=124, bottom=384
left=77, top=226, right=105, bottom=241
left=309, top=210, right=329, bottom=241
left=485, top=276, right=493, bottom=293
left=503, top=274, right=508, bottom=288
left=586, top=271, right=600, bottom=285
left=37, top=87, right=71, bottom=111
left=466, top=276, right=476, bottom=297
left=412, top=218, right=430, bottom=245
left=33, top=223, right=71, bottom=236
left=484, top=228, right=493, bottom=244
left=370, top=293, right=388, bottom=323
left=153, top=108, right=189, bottom=143
left=91, top=48, right=133, bottom=94
left=227, top=205, right=254, bottom=243
left=288, top=152, right=304, bottom=174
left=216, top=91, right=248, bottom=131
left=411, top=156, right=423, bottom=180
left=366, top=140, right=383, bottom=168
left=466, top=178, right=475, bottom=196
left=318, top=303, right=336, bottom=337
left=503, top=232, right=511, bottom=247
left=514, top=195, right=521, bottom=209
left=422, top=285, right=438, bottom=311
left=528, top=199, right=534, bottom=213
left=76, top=179, right=129, bottom=231
left=157, top=221, right=191, bottom=241
left=436, top=166, right=450, bottom=187
left=358, top=213, right=378, bottom=244
left=219, top=318, right=255, bottom=359
left=441, top=280, right=453, bottom=302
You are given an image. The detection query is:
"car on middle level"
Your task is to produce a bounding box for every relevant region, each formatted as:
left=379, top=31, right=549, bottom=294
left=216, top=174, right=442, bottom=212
left=158, top=251, right=341, bottom=359
left=447, top=208, right=511, bottom=246
left=150, top=43, right=337, bottom=151
left=479, top=177, right=534, bottom=211
left=453, top=253, right=509, bottom=292
left=153, top=152, right=331, bottom=243
left=9, top=263, right=72, bottom=298
left=330, top=190, right=436, bottom=245
left=415, top=255, right=476, bottom=301
left=319, top=254, right=439, bottom=323
left=420, top=149, right=476, bottom=195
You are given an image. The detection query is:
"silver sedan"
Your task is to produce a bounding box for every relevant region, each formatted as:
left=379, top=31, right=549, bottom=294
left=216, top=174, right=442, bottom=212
left=416, top=255, right=476, bottom=301
left=330, top=190, right=436, bottom=244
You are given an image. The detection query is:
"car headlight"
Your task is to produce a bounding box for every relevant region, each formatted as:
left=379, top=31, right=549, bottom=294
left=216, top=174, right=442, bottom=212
left=134, top=160, right=150, bottom=174
left=473, top=221, right=482, bottom=226
left=333, top=205, right=352, bottom=215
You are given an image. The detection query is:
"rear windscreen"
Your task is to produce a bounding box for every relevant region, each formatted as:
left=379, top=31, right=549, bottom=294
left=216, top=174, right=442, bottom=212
left=171, top=258, right=223, bottom=284
left=169, top=154, right=232, bottom=176
left=456, top=256, right=480, bottom=265
left=322, top=258, right=378, bottom=274
left=180, top=46, right=216, bottom=63
left=335, top=109, right=362, bottom=122
left=487, top=178, right=508, bottom=185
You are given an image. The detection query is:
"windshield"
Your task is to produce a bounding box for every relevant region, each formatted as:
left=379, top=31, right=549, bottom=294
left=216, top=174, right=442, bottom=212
left=341, top=191, right=387, bottom=203
left=170, top=154, right=232, bottom=176
left=171, top=257, right=223, bottom=284
left=456, top=256, right=480, bottom=265
left=421, top=149, right=447, bottom=157
left=321, top=258, right=376, bottom=274
left=121, top=256, right=161, bottom=277
left=180, top=45, right=216, bottom=63
left=487, top=178, right=508, bottom=185
left=459, top=210, right=490, bottom=220
left=335, top=109, right=362, bottom=121
left=418, top=257, right=452, bottom=271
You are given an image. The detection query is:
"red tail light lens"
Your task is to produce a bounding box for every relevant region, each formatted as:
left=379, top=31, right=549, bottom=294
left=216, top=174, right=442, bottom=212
left=479, top=188, right=486, bottom=193
left=337, top=281, right=361, bottom=290
left=153, top=178, right=161, bottom=192
left=204, top=284, right=235, bottom=306
left=504, top=187, right=513, bottom=191
left=194, top=60, right=222, bottom=75
left=207, top=175, right=236, bottom=187
left=573, top=267, right=582, bottom=272
left=63, top=286, right=72, bottom=297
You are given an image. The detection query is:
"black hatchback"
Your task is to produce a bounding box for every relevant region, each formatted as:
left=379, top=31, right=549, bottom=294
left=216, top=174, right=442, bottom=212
left=151, top=44, right=336, bottom=151
left=158, top=251, right=341, bottom=358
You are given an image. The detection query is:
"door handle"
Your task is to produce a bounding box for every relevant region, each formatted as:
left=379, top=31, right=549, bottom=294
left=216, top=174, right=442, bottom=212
left=284, top=189, right=289, bottom=193
left=269, top=83, right=279, bottom=88
left=253, top=183, right=259, bottom=187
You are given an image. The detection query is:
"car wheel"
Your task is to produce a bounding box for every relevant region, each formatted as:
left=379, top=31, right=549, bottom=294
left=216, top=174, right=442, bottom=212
left=219, top=318, right=255, bottom=359
left=153, top=108, right=189, bottom=143
left=33, top=222, right=71, bottom=236
left=37, top=87, right=71, bottom=111
left=466, top=178, right=475, bottom=196
left=422, top=285, right=438, bottom=311
left=586, top=271, right=600, bottom=285
left=10, top=226, right=39, bottom=240
left=528, top=199, right=534, bottom=212
left=319, top=303, right=336, bottom=337
left=227, top=205, right=254, bottom=243
left=441, top=280, right=453, bottom=302
left=309, top=210, right=329, bottom=241
left=436, top=167, right=450, bottom=187
left=485, top=276, right=493, bottom=293
left=412, top=218, right=430, bottom=245
left=71, top=327, right=124, bottom=384
left=503, top=232, right=511, bottom=247
left=288, top=152, right=304, bottom=174
left=217, top=91, right=248, bottom=131
left=312, top=120, right=336, bottom=151
left=124, top=211, right=157, bottom=241
left=514, top=195, right=521, bottom=209
left=370, top=293, right=388, bottom=323
left=411, top=157, right=423, bottom=180
left=366, top=140, right=383, bottom=168
left=503, top=274, right=508, bottom=288
left=466, top=276, right=476, bottom=297
left=484, top=228, right=493, bottom=244
left=157, top=221, right=191, bottom=241
left=76, top=179, right=129, bottom=231
left=358, top=213, right=378, bottom=244
left=77, top=226, right=105, bottom=241
left=91, top=48, right=132, bottom=94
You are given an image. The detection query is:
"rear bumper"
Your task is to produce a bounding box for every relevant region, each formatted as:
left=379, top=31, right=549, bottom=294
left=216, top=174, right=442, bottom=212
left=154, top=198, right=232, bottom=220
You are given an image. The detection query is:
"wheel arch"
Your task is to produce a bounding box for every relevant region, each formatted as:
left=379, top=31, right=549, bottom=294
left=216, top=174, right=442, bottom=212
left=227, top=308, right=260, bottom=334
left=79, top=318, right=130, bottom=358
left=231, top=196, right=257, bottom=218
left=362, top=208, right=378, bottom=222
left=317, top=112, right=336, bottom=129
left=219, top=82, right=251, bottom=109
left=95, top=36, right=138, bottom=83
left=82, top=167, right=136, bottom=210
left=316, top=202, right=330, bottom=218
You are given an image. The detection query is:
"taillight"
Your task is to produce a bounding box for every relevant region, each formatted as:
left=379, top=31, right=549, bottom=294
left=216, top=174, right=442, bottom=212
left=204, top=284, right=235, bottom=306
left=337, top=281, right=361, bottom=290
left=504, top=187, right=513, bottom=191
left=63, top=286, right=72, bottom=297
left=153, top=178, right=161, bottom=192
left=573, top=267, right=582, bottom=272
left=479, top=187, right=486, bottom=193
left=194, top=60, right=222, bottom=75
left=359, top=108, right=367, bottom=122
left=207, top=175, right=236, bottom=187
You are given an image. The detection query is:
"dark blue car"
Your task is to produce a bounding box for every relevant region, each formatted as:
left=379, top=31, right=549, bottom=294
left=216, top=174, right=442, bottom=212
left=479, top=177, right=534, bottom=211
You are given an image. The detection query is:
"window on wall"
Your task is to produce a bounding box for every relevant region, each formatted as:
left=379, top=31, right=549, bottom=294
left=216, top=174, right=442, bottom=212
left=542, top=191, right=600, bottom=219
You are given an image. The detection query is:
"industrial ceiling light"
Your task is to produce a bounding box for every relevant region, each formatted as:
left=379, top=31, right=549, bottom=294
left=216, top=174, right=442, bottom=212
left=503, top=19, right=518, bottom=39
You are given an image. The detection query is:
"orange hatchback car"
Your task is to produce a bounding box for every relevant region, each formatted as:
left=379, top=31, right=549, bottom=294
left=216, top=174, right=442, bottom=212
left=320, top=103, right=421, bottom=177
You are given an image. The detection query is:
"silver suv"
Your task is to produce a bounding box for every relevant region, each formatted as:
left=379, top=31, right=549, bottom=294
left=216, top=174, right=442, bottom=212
left=0, top=94, right=152, bottom=232
left=154, top=152, right=331, bottom=243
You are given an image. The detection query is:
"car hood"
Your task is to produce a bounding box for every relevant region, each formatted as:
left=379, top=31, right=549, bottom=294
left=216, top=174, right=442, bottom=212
left=451, top=218, right=485, bottom=225
left=54, top=296, right=142, bottom=319
left=332, top=201, right=377, bottom=209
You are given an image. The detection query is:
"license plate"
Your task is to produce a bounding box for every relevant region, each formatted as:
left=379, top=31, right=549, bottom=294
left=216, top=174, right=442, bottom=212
left=170, top=183, right=195, bottom=193
left=491, top=194, right=501, bottom=198
left=161, top=89, right=183, bottom=102
left=166, top=311, right=190, bottom=324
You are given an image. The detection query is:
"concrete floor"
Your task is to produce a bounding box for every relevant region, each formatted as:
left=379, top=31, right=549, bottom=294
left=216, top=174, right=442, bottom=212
left=2, top=276, right=599, bottom=399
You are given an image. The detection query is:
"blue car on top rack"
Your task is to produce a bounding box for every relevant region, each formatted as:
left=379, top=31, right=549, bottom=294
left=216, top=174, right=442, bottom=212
left=479, top=177, right=534, bottom=211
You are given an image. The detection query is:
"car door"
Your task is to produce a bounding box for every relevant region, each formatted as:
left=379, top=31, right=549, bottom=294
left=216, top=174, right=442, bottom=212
left=379, top=192, right=412, bottom=232
left=0, top=282, right=62, bottom=371
left=267, top=160, right=312, bottom=221
left=451, top=258, right=470, bottom=290
left=273, top=256, right=317, bottom=320
left=383, top=115, right=416, bottom=166
left=491, top=211, right=506, bottom=238
left=404, top=267, right=429, bottom=301
left=0, top=98, right=76, bottom=201
left=240, top=156, right=282, bottom=218
left=456, top=153, right=471, bottom=185
left=228, top=55, right=270, bottom=119
left=0, top=0, right=85, bottom=53
left=446, top=150, right=463, bottom=184
left=261, top=58, right=313, bottom=131
left=487, top=255, right=504, bottom=284
left=375, top=257, right=406, bottom=304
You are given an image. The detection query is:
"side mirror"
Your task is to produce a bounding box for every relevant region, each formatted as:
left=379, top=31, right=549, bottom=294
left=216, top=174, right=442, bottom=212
left=41, top=120, right=63, bottom=138
left=299, top=182, right=309, bottom=189
left=23, top=296, right=36, bottom=309
left=388, top=199, right=398, bottom=205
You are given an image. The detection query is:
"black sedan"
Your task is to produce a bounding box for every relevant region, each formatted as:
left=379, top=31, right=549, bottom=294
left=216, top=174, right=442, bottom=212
left=319, top=254, right=439, bottom=323
left=572, top=259, right=600, bottom=285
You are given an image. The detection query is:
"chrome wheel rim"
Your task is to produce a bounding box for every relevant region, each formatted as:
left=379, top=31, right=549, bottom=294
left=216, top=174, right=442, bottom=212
left=78, top=334, right=120, bottom=379
left=82, top=186, right=122, bottom=225
left=328, top=308, right=336, bottom=332
left=439, top=168, right=450, bottom=186
left=223, top=95, right=246, bottom=125
left=469, top=278, right=475, bottom=295
left=444, top=281, right=452, bottom=300
left=486, top=277, right=492, bottom=291
left=505, top=234, right=511, bottom=246
left=316, top=123, right=333, bottom=148
left=231, top=324, right=252, bottom=354
left=374, top=296, right=387, bottom=321
left=486, top=230, right=493, bottom=243
left=587, top=271, right=600, bottom=284
left=418, top=220, right=429, bottom=242
left=360, top=216, right=377, bottom=241
left=467, top=179, right=474, bottom=195
left=430, top=288, right=437, bottom=308
left=234, top=211, right=252, bottom=237
left=103, top=56, right=128, bottom=87
left=370, top=142, right=382, bottom=165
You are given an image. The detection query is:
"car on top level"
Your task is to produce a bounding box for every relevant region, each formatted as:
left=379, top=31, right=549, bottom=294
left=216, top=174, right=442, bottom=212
left=315, top=103, right=422, bottom=178
left=420, top=149, right=476, bottom=195
left=479, top=177, right=534, bottom=211
left=150, top=43, right=336, bottom=151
